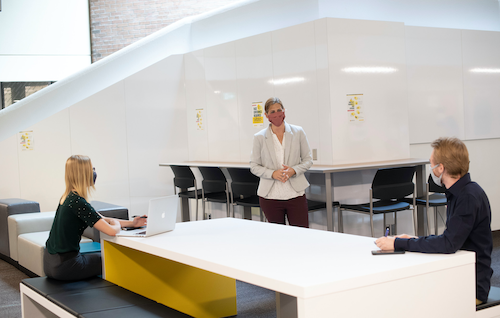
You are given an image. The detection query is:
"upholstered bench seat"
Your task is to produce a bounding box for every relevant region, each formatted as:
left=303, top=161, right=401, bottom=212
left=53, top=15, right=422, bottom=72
left=21, top=276, right=192, bottom=318
left=8, top=212, right=56, bottom=262
left=0, top=198, right=40, bottom=258
left=8, top=201, right=127, bottom=277
left=18, top=231, right=93, bottom=277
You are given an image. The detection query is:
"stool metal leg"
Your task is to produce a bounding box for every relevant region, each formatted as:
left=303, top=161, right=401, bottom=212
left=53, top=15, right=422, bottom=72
left=369, top=189, right=374, bottom=237
left=225, top=183, right=231, bottom=217
left=196, top=185, right=199, bottom=221
left=201, top=187, right=206, bottom=220
left=394, top=212, right=398, bottom=235
left=435, top=206, right=439, bottom=235
left=383, top=213, right=387, bottom=233
left=337, top=205, right=343, bottom=233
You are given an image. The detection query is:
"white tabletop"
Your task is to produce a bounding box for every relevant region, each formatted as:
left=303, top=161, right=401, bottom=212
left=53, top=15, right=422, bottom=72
left=103, top=218, right=473, bottom=299
left=160, top=158, right=429, bottom=173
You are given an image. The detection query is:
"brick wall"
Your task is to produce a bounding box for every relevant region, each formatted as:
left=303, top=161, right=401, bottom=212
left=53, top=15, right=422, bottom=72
left=89, top=0, right=241, bottom=62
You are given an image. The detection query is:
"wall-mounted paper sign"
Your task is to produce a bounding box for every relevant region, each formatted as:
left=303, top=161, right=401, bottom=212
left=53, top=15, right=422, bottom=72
left=347, top=94, right=364, bottom=122
left=19, top=130, right=34, bottom=151
left=252, top=102, right=264, bottom=127
left=196, top=108, right=204, bottom=130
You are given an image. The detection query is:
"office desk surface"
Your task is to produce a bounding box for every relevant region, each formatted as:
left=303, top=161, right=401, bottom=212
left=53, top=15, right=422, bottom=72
left=103, top=218, right=473, bottom=300
left=160, top=158, right=429, bottom=173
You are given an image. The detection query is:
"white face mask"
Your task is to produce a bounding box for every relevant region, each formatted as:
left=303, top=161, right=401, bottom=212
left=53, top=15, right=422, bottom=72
left=430, top=164, right=443, bottom=187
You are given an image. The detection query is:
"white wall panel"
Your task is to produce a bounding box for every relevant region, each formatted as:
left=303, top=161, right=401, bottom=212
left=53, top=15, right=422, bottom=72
left=462, top=30, right=500, bottom=140
left=184, top=49, right=209, bottom=161
left=464, top=139, right=500, bottom=231
left=203, top=42, right=241, bottom=162
left=271, top=21, right=321, bottom=163
left=69, top=82, right=130, bottom=208
left=313, top=18, right=333, bottom=164
left=124, top=55, right=188, bottom=216
left=17, top=109, right=72, bottom=212
left=327, top=18, right=410, bottom=164
left=0, top=135, right=21, bottom=199
left=405, top=26, right=465, bottom=144
left=234, top=33, right=275, bottom=162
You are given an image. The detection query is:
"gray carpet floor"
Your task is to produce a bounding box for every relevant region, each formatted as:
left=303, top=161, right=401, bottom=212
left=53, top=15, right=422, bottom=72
left=3, top=232, right=500, bottom=318
left=0, top=259, right=28, bottom=318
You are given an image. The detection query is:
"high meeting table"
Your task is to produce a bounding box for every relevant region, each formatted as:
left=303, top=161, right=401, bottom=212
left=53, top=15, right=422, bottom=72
left=101, top=218, right=475, bottom=318
left=160, top=158, right=429, bottom=235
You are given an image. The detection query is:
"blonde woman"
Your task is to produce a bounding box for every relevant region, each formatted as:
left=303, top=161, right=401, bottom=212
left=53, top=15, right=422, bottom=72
left=43, top=155, right=147, bottom=281
left=250, top=97, right=313, bottom=227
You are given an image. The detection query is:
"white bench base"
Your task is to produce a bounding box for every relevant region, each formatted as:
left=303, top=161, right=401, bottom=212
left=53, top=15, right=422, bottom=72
left=21, top=283, right=76, bottom=318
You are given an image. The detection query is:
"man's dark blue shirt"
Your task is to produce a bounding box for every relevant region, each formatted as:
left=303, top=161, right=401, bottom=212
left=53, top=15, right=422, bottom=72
left=394, top=173, right=493, bottom=302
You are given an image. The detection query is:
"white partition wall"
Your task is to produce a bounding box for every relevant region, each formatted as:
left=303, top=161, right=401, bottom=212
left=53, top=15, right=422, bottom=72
left=271, top=21, right=322, bottom=163
left=313, top=19, right=334, bottom=165
left=124, top=55, right=188, bottom=214
left=204, top=43, right=241, bottom=162
left=70, top=82, right=131, bottom=208
left=462, top=29, right=500, bottom=140
left=234, top=33, right=275, bottom=161
left=17, top=109, right=72, bottom=211
left=327, top=19, right=410, bottom=163
left=184, top=18, right=412, bottom=165
left=0, top=136, right=20, bottom=199
left=405, top=26, right=465, bottom=144
left=185, top=50, right=210, bottom=161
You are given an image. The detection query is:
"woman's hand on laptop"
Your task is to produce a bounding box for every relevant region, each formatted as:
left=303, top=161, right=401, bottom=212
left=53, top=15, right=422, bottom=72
left=132, top=215, right=147, bottom=228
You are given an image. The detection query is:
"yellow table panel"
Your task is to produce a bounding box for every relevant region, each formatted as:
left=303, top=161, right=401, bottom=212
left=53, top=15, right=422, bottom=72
left=103, top=240, right=237, bottom=318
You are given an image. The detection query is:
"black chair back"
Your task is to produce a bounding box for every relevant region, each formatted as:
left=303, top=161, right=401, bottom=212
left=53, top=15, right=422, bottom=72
left=372, top=166, right=416, bottom=200
left=227, top=168, right=259, bottom=198
left=428, top=174, right=446, bottom=193
left=170, top=165, right=195, bottom=189
left=198, top=167, right=227, bottom=193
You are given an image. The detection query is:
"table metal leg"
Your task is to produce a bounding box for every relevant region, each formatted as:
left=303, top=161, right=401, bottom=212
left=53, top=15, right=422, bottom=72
left=415, top=164, right=426, bottom=236
left=180, top=188, right=191, bottom=222
left=181, top=197, right=191, bottom=222
left=325, top=173, right=335, bottom=232
left=243, top=207, right=252, bottom=220
left=276, top=292, right=298, bottom=318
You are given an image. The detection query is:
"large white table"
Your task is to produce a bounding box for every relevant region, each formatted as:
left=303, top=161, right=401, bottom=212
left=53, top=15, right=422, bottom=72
left=160, top=158, right=430, bottom=234
left=102, top=218, right=476, bottom=318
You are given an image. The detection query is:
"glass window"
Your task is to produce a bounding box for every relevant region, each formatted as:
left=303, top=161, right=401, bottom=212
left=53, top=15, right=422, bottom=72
left=3, top=87, right=12, bottom=108
left=1, top=82, right=53, bottom=109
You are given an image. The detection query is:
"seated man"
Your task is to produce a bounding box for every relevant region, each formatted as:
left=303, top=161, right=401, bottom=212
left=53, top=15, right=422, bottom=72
left=375, top=137, right=493, bottom=305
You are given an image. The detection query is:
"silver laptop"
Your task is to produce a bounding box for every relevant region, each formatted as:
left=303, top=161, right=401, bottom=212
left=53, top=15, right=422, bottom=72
left=116, top=195, right=178, bottom=237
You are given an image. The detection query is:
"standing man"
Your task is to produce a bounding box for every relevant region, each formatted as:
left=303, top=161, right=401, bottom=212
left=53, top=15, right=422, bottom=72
left=376, top=137, right=493, bottom=305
